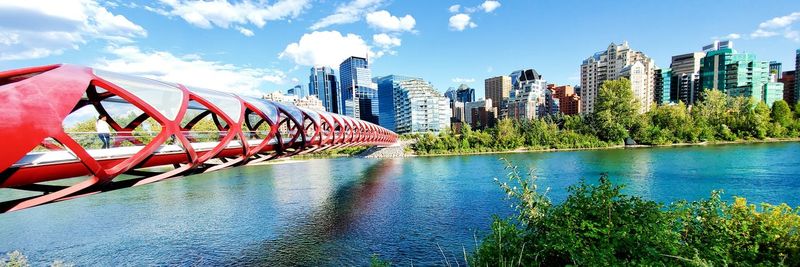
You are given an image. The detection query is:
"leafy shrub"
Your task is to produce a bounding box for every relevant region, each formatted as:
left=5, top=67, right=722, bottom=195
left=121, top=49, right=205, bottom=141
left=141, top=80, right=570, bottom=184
left=472, top=160, right=800, bottom=266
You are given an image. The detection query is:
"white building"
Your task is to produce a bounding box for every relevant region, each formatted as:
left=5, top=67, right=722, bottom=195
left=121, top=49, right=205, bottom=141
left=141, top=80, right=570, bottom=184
left=507, top=69, right=558, bottom=120
left=580, top=41, right=655, bottom=114
left=394, top=79, right=451, bottom=134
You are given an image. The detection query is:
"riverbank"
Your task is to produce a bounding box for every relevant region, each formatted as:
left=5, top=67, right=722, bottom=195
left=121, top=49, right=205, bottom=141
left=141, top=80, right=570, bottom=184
left=409, top=137, right=800, bottom=157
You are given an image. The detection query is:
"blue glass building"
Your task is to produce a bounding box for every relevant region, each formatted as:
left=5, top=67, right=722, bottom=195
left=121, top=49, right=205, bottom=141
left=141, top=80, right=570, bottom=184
left=339, top=56, right=379, bottom=124
left=455, top=84, right=475, bottom=103
left=376, top=75, right=418, bottom=131
left=308, top=66, right=339, bottom=113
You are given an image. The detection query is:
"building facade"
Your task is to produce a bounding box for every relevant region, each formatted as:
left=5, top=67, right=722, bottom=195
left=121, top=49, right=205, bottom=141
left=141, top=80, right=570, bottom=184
left=455, top=84, right=476, bottom=103
left=308, top=66, right=340, bottom=113
left=780, top=70, right=796, bottom=105
left=507, top=69, right=558, bottom=119
left=580, top=41, right=655, bottom=114
left=393, top=79, right=451, bottom=134
left=796, top=49, right=800, bottom=105
left=484, top=75, right=511, bottom=111
left=339, top=56, right=379, bottom=123
left=294, top=95, right=325, bottom=111
left=670, top=52, right=704, bottom=105
left=769, top=61, right=782, bottom=79
left=548, top=84, right=582, bottom=115
left=287, top=85, right=304, bottom=97
left=654, top=68, right=671, bottom=104
left=700, top=41, right=784, bottom=106
left=465, top=99, right=497, bottom=129
left=376, top=75, right=418, bottom=132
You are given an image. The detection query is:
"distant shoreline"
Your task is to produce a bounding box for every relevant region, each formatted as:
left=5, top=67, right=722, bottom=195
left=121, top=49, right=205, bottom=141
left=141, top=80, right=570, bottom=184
left=408, top=137, right=800, bottom=157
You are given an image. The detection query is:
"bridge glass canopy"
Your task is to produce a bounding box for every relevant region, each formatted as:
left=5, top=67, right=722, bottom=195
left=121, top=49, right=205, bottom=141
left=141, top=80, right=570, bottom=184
left=94, top=69, right=183, bottom=120
left=242, top=96, right=279, bottom=124
left=187, top=86, right=242, bottom=122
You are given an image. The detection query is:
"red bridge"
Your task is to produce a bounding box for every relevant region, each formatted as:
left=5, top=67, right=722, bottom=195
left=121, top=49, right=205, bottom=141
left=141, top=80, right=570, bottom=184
left=0, top=64, right=397, bottom=213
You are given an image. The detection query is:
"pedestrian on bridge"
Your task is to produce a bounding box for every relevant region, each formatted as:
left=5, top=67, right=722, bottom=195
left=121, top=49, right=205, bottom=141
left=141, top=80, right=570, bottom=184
left=96, top=115, right=111, bottom=149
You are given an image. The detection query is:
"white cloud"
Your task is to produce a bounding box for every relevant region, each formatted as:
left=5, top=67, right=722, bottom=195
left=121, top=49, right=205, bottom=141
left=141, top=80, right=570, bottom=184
left=750, top=29, right=776, bottom=38
left=743, top=12, right=800, bottom=42
left=725, top=33, right=742, bottom=40
left=0, top=0, right=146, bottom=60
left=95, top=46, right=287, bottom=96
left=149, top=0, right=310, bottom=34
left=373, top=33, right=401, bottom=49
left=279, top=31, right=375, bottom=67
left=759, top=12, right=800, bottom=29
left=236, top=26, right=254, bottom=37
left=449, top=13, right=476, bottom=31
left=309, top=0, right=383, bottom=30
left=480, top=0, right=501, bottom=13
left=784, top=29, right=800, bottom=42
left=366, top=10, right=415, bottom=32
left=452, top=77, right=475, bottom=83
left=448, top=4, right=460, bottom=13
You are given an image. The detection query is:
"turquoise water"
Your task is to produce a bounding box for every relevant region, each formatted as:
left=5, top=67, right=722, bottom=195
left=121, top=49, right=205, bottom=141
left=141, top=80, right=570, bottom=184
left=1, top=142, right=798, bottom=265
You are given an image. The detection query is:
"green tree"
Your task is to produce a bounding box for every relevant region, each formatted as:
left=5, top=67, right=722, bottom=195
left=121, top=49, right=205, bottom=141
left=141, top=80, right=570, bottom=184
left=771, top=100, right=792, bottom=127
left=593, top=78, right=639, bottom=142
left=494, top=118, right=521, bottom=149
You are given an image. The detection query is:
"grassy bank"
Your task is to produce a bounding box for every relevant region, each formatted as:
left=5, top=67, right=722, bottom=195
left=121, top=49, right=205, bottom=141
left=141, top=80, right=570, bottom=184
left=408, top=137, right=800, bottom=157
left=289, top=146, right=371, bottom=160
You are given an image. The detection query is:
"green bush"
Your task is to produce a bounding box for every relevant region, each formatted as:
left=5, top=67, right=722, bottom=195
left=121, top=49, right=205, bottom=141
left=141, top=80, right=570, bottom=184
left=472, top=161, right=800, bottom=266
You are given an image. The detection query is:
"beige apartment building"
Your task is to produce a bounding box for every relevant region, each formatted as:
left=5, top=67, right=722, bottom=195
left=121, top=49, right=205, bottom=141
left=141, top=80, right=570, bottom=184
left=580, top=41, right=655, bottom=114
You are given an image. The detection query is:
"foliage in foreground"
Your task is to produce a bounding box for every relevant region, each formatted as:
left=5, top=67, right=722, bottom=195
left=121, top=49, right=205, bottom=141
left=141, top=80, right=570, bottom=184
left=472, top=160, right=800, bottom=266
left=410, top=79, right=800, bottom=155
left=0, top=251, right=73, bottom=267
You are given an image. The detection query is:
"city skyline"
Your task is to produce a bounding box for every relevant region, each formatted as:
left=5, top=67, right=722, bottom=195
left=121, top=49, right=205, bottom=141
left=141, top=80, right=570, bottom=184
left=1, top=1, right=799, bottom=100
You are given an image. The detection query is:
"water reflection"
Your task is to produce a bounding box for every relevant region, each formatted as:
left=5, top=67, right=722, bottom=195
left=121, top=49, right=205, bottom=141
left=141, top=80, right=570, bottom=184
left=233, top=159, right=400, bottom=266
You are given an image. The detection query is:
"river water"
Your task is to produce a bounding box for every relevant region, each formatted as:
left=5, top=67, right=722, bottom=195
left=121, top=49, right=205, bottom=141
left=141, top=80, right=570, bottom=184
left=1, top=142, right=798, bottom=265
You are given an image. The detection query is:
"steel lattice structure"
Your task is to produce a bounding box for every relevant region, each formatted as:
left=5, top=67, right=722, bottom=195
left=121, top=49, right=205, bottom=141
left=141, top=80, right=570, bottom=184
left=0, top=64, right=397, bottom=213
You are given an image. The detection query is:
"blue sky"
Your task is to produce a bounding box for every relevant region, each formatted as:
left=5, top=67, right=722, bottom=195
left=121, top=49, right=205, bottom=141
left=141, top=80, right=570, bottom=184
left=1, top=0, right=799, bottom=99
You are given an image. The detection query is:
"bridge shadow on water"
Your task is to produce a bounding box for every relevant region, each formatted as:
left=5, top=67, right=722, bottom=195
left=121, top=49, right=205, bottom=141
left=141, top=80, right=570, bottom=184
left=228, top=159, right=400, bottom=266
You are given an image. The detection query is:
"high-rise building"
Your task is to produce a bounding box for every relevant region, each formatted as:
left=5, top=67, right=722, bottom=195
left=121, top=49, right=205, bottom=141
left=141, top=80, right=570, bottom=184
left=308, top=66, right=339, bottom=113
left=547, top=84, right=582, bottom=115
left=455, top=84, right=476, bottom=103
left=376, top=75, right=418, bottom=131
left=780, top=71, right=796, bottom=105
left=580, top=41, right=656, bottom=114
left=442, top=86, right=470, bottom=124
left=700, top=41, right=783, bottom=106
left=507, top=69, right=558, bottom=119
left=339, top=56, right=379, bottom=124
left=763, top=82, right=784, bottom=107
left=287, top=85, right=303, bottom=97
left=670, top=52, right=705, bottom=105
left=769, top=61, right=782, bottom=79
left=392, top=79, right=451, bottom=134
left=484, top=76, right=511, bottom=111
left=700, top=40, right=749, bottom=94
left=654, top=68, right=671, bottom=104
left=444, top=87, right=457, bottom=103
left=465, top=99, right=497, bottom=129
left=452, top=101, right=466, bottom=125
left=796, top=49, right=800, bottom=104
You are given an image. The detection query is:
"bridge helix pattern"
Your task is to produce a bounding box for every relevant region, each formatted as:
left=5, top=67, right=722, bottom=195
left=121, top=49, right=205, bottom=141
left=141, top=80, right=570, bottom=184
left=0, top=64, right=397, bottom=213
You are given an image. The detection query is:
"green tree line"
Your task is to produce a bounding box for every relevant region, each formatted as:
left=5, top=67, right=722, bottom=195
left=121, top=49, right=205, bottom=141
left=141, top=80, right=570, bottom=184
left=411, top=78, right=800, bottom=154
